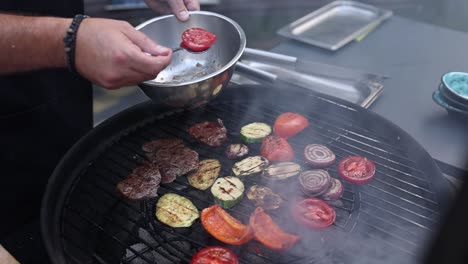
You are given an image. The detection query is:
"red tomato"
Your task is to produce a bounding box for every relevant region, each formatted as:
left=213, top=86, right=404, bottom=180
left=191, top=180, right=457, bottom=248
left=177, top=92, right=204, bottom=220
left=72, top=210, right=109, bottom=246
left=182, top=27, right=217, bottom=52
left=273, top=112, right=309, bottom=138
left=292, top=198, right=336, bottom=229
left=250, top=207, right=300, bottom=250
left=260, top=135, right=294, bottom=162
left=190, top=246, right=239, bottom=264
left=201, top=205, right=254, bottom=245
left=338, top=156, right=376, bottom=185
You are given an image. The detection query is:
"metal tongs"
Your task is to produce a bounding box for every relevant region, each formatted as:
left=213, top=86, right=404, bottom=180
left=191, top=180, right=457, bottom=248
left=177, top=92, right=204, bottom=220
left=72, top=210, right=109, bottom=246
left=236, top=47, right=388, bottom=84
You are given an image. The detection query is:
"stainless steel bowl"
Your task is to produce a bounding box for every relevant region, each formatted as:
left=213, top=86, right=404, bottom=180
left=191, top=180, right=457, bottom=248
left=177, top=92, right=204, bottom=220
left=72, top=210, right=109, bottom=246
left=135, top=11, right=246, bottom=108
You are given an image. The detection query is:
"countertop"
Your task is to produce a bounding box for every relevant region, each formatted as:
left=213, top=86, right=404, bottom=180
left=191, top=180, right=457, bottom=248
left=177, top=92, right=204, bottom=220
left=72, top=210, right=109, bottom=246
left=273, top=15, right=468, bottom=172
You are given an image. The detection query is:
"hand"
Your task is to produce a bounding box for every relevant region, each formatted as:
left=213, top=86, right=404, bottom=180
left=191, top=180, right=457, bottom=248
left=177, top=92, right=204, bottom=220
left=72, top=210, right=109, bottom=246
left=144, top=0, right=200, bottom=21
left=74, top=18, right=172, bottom=89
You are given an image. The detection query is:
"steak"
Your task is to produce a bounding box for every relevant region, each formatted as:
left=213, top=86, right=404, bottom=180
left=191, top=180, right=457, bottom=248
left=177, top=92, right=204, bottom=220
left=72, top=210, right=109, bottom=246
left=142, top=138, right=199, bottom=183
left=187, top=118, right=228, bottom=147
left=116, top=162, right=161, bottom=201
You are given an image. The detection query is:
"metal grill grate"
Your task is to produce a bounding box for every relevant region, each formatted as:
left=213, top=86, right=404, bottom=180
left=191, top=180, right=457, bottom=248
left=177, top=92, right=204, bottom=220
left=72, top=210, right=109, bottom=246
left=53, top=85, right=451, bottom=264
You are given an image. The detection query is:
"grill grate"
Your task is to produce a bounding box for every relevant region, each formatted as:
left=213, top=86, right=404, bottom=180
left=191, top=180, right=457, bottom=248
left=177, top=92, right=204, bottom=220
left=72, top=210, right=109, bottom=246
left=53, top=85, right=451, bottom=264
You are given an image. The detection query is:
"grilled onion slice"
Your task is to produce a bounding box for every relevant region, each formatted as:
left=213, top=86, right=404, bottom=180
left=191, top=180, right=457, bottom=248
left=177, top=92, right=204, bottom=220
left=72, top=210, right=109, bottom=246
left=304, top=144, right=336, bottom=167
left=299, top=170, right=331, bottom=196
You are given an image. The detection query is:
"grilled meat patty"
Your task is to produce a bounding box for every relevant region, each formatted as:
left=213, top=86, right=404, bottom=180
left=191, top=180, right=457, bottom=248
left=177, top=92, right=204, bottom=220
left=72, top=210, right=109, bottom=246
left=116, top=162, right=161, bottom=201
left=187, top=118, right=228, bottom=147
left=143, top=138, right=199, bottom=183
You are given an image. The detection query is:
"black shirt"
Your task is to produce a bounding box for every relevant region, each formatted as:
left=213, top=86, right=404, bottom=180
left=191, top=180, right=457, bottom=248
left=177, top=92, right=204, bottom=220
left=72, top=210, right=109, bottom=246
left=0, top=0, right=92, bottom=238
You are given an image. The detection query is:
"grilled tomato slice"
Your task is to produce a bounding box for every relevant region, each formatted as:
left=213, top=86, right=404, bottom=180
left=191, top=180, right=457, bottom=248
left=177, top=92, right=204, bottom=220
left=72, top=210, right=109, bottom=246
left=260, top=135, right=294, bottom=162
left=273, top=112, right=309, bottom=138
left=338, top=156, right=376, bottom=185
left=293, top=198, right=336, bottom=229
left=249, top=207, right=300, bottom=250
left=201, top=205, right=253, bottom=245
left=190, top=246, right=239, bottom=264
left=182, top=27, right=217, bottom=52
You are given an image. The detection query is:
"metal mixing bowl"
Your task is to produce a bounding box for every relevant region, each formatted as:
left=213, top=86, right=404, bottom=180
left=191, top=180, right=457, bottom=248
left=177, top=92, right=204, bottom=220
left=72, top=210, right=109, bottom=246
left=135, top=11, right=246, bottom=108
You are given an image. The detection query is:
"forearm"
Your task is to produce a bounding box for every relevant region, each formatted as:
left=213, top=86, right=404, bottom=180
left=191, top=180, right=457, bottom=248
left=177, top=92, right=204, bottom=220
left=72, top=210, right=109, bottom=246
left=0, top=14, right=71, bottom=74
left=0, top=245, right=19, bottom=264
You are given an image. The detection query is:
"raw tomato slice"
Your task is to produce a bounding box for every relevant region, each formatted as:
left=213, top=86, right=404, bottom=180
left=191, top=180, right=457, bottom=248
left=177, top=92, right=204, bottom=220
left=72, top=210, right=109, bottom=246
left=182, top=27, right=217, bottom=52
left=250, top=207, right=300, bottom=250
left=338, top=156, right=376, bottom=185
left=273, top=112, right=309, bottom=138
left=293, top=198, right=336, bottom=229
left=190, top=246, right=239, bottom=264
left=260, top=135, right=294, bottom=162
left=201, top=205, right=253, bottom=245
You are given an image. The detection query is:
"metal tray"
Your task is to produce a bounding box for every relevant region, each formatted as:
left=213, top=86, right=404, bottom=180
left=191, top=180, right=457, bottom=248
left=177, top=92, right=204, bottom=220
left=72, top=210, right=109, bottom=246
left=232, top=60, right=384, bottom=108
left=277, top=0, right=393, bottom=51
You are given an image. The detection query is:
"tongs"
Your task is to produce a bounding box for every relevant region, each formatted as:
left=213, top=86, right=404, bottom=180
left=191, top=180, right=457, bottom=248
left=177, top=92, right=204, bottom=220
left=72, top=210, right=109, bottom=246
left=236, top=47, right=388, bottom=84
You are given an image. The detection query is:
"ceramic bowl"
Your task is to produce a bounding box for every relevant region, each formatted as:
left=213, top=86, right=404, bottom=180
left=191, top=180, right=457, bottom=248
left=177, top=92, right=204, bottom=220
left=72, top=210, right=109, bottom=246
left=432, top=89, right=468, bottom=121
left=441, top=72, right=468, bottom=105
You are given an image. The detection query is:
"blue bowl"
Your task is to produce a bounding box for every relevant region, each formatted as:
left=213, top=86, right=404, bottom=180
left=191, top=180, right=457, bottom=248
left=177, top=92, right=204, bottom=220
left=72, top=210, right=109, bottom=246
left=438, top=83, right=468, bottom=111
left=432, top=89, right=468, bottom=121
left=441, top=72, right=468, bottom=104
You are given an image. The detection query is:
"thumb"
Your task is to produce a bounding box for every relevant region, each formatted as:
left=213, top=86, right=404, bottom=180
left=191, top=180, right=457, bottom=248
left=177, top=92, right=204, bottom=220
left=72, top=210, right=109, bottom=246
left=168, top=0, right=190, bottom=21
left=124, top=28, right=171, bottom=56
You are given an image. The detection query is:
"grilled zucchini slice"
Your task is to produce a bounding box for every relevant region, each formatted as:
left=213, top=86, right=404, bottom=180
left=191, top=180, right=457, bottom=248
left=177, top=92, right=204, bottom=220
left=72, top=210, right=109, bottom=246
left=240, top=122, right=272, bottom=143
left=211, top=176, right=245, bottom=209
left=155, top=193, right=199, bottom=228
left=232, top=156, right=269, bottom=177
left=263, top=161, right=301, bottom=180
left=187, top=159, right=221, bottom=190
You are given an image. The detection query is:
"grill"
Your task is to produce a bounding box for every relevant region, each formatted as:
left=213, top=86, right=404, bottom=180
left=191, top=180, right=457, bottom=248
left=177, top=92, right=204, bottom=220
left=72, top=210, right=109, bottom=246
left=42, top=84, right=453, bottom=264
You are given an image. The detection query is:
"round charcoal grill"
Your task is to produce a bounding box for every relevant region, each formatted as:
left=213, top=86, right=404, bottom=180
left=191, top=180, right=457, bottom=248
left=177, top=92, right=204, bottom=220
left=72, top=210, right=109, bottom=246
left=42, top=84, right=453, bottom=264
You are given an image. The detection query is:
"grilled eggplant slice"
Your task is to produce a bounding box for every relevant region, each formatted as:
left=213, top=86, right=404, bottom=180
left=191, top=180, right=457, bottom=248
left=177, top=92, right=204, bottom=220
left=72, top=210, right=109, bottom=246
left=262, top=161, right=301, bottom=180
left=232, top=156, right=269, bottom=177
left=211, top=176, right=245, bottom=209
left=155, top=193, right=199, bottom=228
left=187, top=159, right=221, bottom=191
left=247, top=185, right=283, bottom=210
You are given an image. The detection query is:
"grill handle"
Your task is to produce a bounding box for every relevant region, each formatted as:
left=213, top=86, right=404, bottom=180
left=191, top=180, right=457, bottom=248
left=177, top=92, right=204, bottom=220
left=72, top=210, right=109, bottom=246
left=235, top=62, right=277, bottom=84
left=242, top=47, right=297, bottom=66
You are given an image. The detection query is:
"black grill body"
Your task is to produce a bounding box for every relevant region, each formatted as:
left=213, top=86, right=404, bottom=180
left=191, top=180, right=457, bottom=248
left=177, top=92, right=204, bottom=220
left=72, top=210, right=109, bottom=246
left=42, top=84, right=453, bottom=264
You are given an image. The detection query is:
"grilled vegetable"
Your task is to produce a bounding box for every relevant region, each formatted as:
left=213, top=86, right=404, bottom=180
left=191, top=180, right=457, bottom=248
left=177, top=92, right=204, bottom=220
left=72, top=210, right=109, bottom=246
left=338, top=156, right=376, bottom=185
left=232, top=156, right=269, bottom=177
left=299, top=170, right=331, bottom=196
left=260, top=135, right=294, bottom=162
left=273, top=112, right=309, bottom=139
left=247, top=185, right=283, bottom=210
left=240, top=122, right=271, bottom=143
left=250, top=207, right=300, bottom=250
left=201, top=205, right=254, bottom=245
left=211, top=177, right=245, bottom=209
left=262, top=162, right=301, bottom=181
left=321, top=178, right=344, bottom=201
left=190, top=246, right=239, bottom=264
left=155, top=193, right=199, bottom=228
left=292, top=198, right=336, bottom=229
left=304, top=144, right=336, bottom=167
left=225, top=144, right=249, bottom=159
left=187, top=159, right=221, bottom=190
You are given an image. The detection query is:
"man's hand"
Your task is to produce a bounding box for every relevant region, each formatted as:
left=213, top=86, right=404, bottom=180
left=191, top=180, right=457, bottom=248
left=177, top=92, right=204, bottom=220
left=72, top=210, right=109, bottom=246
left=75, top=18, right=172, bottom=89
left=144, top=0, right=200, bottom=21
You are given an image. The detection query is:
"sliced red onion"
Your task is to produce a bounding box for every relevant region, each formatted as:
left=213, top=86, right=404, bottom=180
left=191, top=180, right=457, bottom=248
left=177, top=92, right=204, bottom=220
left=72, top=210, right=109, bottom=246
left=304, top=144, right=336, bottom=167
left=299, top=169, right=331, bottom=196
left=321, top=178, right=344, bottom=201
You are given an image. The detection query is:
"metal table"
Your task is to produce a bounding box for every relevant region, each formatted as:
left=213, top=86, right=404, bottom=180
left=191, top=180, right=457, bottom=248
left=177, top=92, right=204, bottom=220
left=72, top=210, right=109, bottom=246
left=273, top=15, right=468, bottom=173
